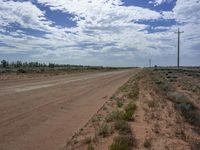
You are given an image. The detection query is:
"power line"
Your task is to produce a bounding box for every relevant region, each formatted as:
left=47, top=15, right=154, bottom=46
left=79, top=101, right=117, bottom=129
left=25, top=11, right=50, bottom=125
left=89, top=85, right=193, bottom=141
left=175, top=28, right=184, bottom=68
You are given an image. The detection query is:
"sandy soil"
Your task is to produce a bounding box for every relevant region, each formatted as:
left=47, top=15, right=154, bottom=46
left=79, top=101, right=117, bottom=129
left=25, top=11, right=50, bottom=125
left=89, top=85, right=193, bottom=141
left=0, top=70, right=134, bottom=150
left=132, top=77, right=191, bottom=150
left=65, top=69, right=200, bottom=150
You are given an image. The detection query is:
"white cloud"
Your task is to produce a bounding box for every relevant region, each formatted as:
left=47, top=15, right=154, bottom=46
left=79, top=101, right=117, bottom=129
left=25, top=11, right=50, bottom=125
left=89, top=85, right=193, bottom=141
left=173, top=0, right=200, bottom=24
left=0, top=0, right=199, bottom=66
left=149, top=0, right=173, bottom=6
left=0, top=1, right=50, bottom=31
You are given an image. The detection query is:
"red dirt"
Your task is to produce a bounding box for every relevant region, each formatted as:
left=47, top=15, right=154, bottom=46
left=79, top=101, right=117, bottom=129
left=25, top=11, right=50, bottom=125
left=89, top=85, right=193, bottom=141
left=0, top=70, right=134, bottom=150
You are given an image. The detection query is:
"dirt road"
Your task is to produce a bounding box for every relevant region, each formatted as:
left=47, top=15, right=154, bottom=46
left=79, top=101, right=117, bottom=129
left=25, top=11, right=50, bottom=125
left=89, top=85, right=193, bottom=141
left=0, top=70, right=135, bottom=150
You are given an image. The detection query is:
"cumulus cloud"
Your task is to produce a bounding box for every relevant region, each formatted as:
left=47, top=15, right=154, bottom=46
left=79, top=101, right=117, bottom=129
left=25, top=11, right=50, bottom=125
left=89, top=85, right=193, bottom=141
left=0, top=0, right=199, bottom=66
left=149, top=0, right=173, bottom=6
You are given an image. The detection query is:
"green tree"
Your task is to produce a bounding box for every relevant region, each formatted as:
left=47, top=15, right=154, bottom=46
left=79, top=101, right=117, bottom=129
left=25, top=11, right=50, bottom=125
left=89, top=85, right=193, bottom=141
left=1, top=60, right=8, bottom=68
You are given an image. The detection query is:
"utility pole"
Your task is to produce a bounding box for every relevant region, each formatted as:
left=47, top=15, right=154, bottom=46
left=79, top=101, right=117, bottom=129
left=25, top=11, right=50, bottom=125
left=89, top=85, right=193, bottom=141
left=175, top=28, right=184, bottom=68
left=149, top=59, right=151, bottom=68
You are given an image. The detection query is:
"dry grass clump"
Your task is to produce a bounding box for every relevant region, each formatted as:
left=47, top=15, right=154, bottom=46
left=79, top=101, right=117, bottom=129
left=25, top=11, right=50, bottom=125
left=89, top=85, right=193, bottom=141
left=87, top=143, right=94, bottom=150
left=143, top=138, right=152, bottom=148
left=167, top=92, right=191, bottom=105
left=122, top=102, right=137, bottom=121
left=114, top=120, right=132, bottom=135
left=116, top=100, right=123, bottom=108
left=106, top=111, right=124, bottom=122
left=109, top=134, right=136, bottom=150
left=98, top=123, right=113, bottom=137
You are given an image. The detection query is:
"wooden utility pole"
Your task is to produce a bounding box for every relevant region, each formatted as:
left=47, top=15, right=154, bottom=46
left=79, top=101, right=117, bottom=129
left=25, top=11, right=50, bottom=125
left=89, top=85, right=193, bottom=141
left=175, top=28, right=184, bottom=68
left=149, top=59, right=151, bottom=68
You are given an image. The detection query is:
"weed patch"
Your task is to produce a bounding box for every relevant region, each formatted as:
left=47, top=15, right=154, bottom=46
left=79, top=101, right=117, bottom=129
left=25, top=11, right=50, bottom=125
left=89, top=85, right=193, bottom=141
left=109, top=135, right=136, bottom=150
left=117, top=100, right=123, bottom=108
left=114, top=120, right=132, bottom=135
left=121, top=102, right=137, bottom=121
left=167, top=92, right=191, bottom=105
left=98, top=124, right=112, bottom=137
left=87, top=143, right=94, bottom=150
left=106, top=111, right=124, bottom=122
left=191, top=141, right=200, bottom=150
left=143, top=139, right=152, bottom=148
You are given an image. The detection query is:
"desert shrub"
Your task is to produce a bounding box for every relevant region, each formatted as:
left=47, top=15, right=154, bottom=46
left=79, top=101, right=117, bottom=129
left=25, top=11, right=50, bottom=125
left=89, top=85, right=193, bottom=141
left=122, top=111, right=133, bottom=121
left=128, top=85, right=139, bottom=100
left=147, top=100, right=158, bottom=108
left=109, top=135, right=136, bottom=150
left=106, top=102, right=136, bottom=122
left=106, top=111, right=124, bottom=122
left=143, top=139, right=151, bottom=148
left=176, top=103, right=194, bottom=111
left=114, top=120, right=132, bottom=135
left=87, top=143, right=94, bottom=150
left=191, top=141, right=200, bottom=150
left=121, top=102, right=137, bottom=121
left=166, top=75, right=171, bottom=79
left=120, top=83, right=130, bottom=92
left=167, top=92, right=191, bottom=105
left=192, top=84, right=200, bottom=93
left=181, top=109, right=200, bottom=127
left=83, top=137, right=92, bottom=144
left=117, top=100, right=123, bottom=108
left=98, top=124, right=112, bottom=137
left=157, top=80, right=170, bottom=91
left=125, top=102, right=137, bottom=113
left=17, top=68, right=27, bottom=73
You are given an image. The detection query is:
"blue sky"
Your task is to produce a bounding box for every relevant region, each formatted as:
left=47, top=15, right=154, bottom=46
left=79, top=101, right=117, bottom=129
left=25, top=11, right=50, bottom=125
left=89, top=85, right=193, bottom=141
left=0, top=0, right=199, bottom=67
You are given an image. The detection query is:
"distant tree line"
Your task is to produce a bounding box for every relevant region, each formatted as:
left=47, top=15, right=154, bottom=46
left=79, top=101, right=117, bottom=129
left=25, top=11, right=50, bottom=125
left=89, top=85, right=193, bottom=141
left=1, top=60, right=49, bottom=68
left=0, top=60, right=129, bottom=72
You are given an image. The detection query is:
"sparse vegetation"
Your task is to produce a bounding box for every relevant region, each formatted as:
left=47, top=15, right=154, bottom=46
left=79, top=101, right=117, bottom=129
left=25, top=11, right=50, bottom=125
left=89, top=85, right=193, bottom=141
left=127, top=83, right=139, bottom=100
left=167, top=92, right=191, bottom=105
left=149, top=68, right=200, bottom=138
left=106, top=102, right=136, bottom=122
left=143, top=139, right=152, bottom=148
left=117, top=100, right=123, bottom=108
left=191, top=141, right=200, bottom=150
left=83, top=137, right=92, bottom=144
left=109, top=135, right=136, bottom=150
left=105, top=111, right=124, bottom=122
left=114, top=120, right=132, bottom=135
left=147, top=100, right=158, bottom=108
left=98, top=123, right=112, bottom=137
left=154, top=77, right=170, bottom=92
left=122, top=102, right=137, bottom=121
left=87, top=143, right=95, bottom=150
left=66, top=69, right=200, bottom=150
